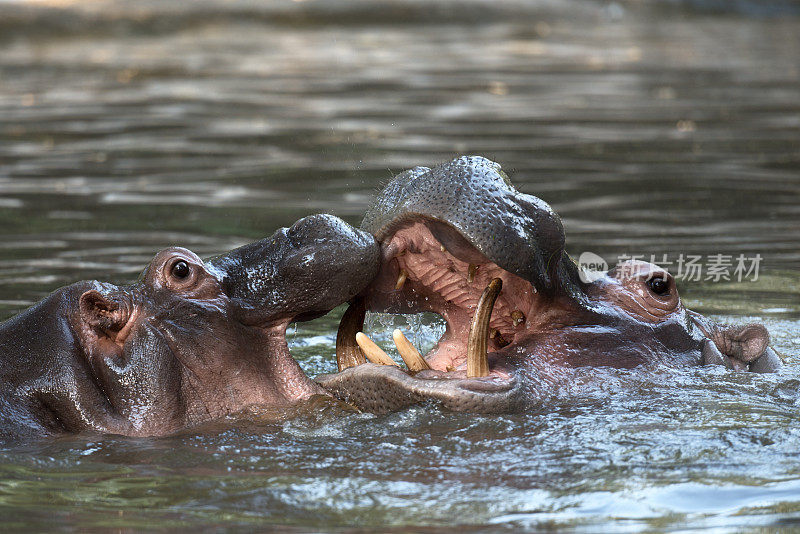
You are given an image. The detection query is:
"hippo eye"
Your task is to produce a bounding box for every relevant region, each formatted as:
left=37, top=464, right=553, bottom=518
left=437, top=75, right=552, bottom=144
left=171, top=260, right=191, bottom=280
left=646, top=277, right=670, bottom=296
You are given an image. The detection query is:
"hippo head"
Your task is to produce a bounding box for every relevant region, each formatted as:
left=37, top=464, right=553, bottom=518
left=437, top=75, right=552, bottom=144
left=316, top=156, right=780, bottom=413
left=6, top=214, right=378, bottom=438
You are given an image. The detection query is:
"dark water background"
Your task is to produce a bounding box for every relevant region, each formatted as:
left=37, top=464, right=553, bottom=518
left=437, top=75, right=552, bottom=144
left=0, top=0, right=799, bottom=530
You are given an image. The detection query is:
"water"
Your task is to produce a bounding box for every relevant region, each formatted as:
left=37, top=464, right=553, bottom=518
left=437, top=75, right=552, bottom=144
left=0, top=0, right=799, bottom=530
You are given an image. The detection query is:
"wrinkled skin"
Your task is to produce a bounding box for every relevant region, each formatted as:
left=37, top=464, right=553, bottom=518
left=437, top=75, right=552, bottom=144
left=316, top=156, right=782, bottom=413
left=0, top=214, right=379, bottom=442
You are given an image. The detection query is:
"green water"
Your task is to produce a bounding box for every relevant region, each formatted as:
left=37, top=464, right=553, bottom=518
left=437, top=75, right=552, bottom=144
left=0, top=0, right=798, bottom=530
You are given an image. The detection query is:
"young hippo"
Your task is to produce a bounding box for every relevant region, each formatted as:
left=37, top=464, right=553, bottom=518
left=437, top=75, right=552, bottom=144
left=0, top=214, right=378, bottom=442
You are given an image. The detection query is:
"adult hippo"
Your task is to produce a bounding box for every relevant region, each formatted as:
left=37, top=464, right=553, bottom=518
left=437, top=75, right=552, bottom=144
left=0, top=214, right=378, bottom=442
left=317, top=156, right=782, bottom=413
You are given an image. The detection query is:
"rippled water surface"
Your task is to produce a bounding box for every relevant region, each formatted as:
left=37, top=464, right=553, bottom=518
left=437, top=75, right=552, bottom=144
left=0, top=0, right=799, bottom=530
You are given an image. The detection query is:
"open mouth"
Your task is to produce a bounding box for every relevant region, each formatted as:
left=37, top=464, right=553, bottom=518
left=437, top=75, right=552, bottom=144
left=332, top=220, right=540, bottom=391
left=315, top=154, right=782, bottom=414
left=315, top=155, right=580, bottom=413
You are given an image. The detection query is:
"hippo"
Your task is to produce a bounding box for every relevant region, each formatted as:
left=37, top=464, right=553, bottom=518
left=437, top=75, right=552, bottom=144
left=0, top=214, right=379, bottom=443
left=316, top=156, right=782, bottom=413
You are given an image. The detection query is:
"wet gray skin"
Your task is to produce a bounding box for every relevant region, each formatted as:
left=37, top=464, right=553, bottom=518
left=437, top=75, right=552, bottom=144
left=316, top=156, right=782, bottom=413
left=0, top=214, right=378, bottom=442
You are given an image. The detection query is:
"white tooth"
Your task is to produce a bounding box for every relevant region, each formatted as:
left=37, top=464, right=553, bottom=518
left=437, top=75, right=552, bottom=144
left=355, top=332, right=399, bottom=367
left=395, top=269, right=408, bottom=291
left=467, top=278, right=503, bottom=378
left=468, top=264, right=478, bottom=284
left=392, top=329, right=431, bottom=372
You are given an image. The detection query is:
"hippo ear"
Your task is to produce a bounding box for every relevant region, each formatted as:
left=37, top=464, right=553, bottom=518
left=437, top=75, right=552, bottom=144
left=714, top=323, right=770, bottom=363
left=79, top=290, right=130, bottom=345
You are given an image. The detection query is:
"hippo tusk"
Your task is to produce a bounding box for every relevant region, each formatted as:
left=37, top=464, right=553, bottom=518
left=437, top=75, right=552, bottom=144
left=392, top=329, right=431, bottom=372
left=467, top=278, right=502, bottom=378
left=355, top=332, right=399, bottom=367
left=395, top=269, right=408, bottom=291
left=335, top=298, right=367, bottom=371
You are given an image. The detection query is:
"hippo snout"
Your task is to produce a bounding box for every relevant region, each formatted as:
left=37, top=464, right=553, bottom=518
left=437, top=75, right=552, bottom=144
left=207, top=214, right=380, bottom=326
left=279, top=214, right=382, bottom=322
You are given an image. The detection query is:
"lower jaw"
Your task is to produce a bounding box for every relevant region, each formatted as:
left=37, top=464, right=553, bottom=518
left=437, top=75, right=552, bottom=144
left=413, top=364, right=514, bottom=381
left=314, top=361, right=522, bottom=414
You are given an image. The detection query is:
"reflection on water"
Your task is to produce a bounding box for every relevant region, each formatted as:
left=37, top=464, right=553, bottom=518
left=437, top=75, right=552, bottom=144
left=0, top=0, right=798, bottom=530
